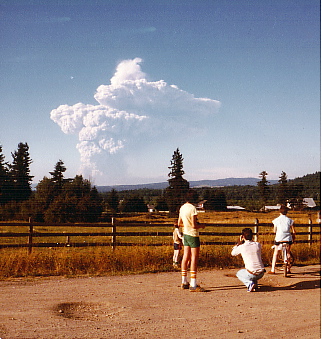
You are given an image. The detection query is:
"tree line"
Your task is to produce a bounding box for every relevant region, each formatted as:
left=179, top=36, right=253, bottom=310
left=0, top=144, right=320, bottom=222
left=112, top=150, right=320, bottom=213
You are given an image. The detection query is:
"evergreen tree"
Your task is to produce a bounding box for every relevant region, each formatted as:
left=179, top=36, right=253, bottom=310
left=120, top=196, right=147, bottom=213
left=76, top=186, right=103, bottom=222
left=288, top=183, right=304, bottom=210
left=34, top=177, right=56, bottom=209
left=49, top=160, right=66, bottom=190
left=64, top=175, right=91, bottom=199
left=43, top=175, right=102, bottom=222
left=257, top=170, right=270, bottom=209
left=44, top=194, right=77, bottom=223
left=204, top=189, right=227, bottom=211
left=165, top=148, right=189, bottom=213
left=277, top=171, right=288, bottom=205
left=290, top=172, right=320, bottom=201
left=168, top=148, right=185, bottom=178
left=155, top=195, right=169, bottom=211
left=0, top=145, right=10, bottom=205
left=30, top=162, right=68, bottom=221
left=9, top=142, right=33, bottom=202
left=106, top=189, right=119, bottom=213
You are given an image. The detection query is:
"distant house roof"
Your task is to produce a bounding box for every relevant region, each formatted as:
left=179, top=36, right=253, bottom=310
left=261, top=205, right=281, bottom=211
left=262, top=199, right=316, bottom=211
left=303, top=198, right=316, bottom=208
left=147, top=204, right=156, bottom=212
left=197, top=200, right=207, bottom=209
left=227, top=206, right=246, bottom=210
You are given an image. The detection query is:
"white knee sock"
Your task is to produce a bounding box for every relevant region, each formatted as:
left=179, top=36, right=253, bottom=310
left=190, top=271, right=197, bottom=288
left=181, top=269, right=188, bottom=284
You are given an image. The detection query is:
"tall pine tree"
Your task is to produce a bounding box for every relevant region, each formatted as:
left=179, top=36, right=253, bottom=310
left=257, top=170, right=269, bottom=209
left=0, top=145, right=10, bottom=205
left=9, top=142, right=33, bottom=202
left=277, top=171, right=288, bottom=205
left=165, top=148, right=189, bottom=213
left=49, top=159, right=66, bottom=190
left=33, top=161, right=68, bottom=216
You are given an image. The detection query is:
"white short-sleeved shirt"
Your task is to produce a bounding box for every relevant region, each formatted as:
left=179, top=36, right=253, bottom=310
left=173, top=228, right=183, bottom=244
left=272, top=214, right=294, bottom=242
left=231, top=240, right=264, bottom=274
left=179, top=202, right=198, bottom=237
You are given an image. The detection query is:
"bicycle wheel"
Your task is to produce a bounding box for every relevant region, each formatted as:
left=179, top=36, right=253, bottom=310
left=282, top=246, right=288, bottom=277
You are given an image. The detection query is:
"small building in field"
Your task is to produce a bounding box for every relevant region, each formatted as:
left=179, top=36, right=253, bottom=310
left=147, top=204, right=156, bottom=213
left=196, top=200, right=207, bottom=211
left=227, top=206, right=246, bottom=211
left=260, top=205, right=281, bottom=212
left=302, top=198, right=316, bottom=208
left=261, top=198, right=317, bottom=211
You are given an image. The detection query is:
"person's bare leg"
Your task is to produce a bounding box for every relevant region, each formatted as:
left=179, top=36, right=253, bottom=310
left=189, top=247, right=200, bottom=288
left=173, top=249, right=179, bottom=264
left=270, top=247, right=279, bottom=273
left=190, top=247, right=200, bottom=272
left=286, top=244, right=292, bottom=272
left=181, top=246, right=191, bottom=286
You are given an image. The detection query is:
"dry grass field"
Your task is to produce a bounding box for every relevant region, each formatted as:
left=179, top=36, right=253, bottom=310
left=0, top=210, right=319, bottom=279
left=120, top=209, right=319, bottom=224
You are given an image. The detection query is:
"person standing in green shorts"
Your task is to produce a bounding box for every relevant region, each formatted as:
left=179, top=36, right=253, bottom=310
left=178, top=190, right=205, bottom=292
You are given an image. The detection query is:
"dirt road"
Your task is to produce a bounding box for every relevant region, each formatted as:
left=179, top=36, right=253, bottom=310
left=0, top=265, right=320, bottom=339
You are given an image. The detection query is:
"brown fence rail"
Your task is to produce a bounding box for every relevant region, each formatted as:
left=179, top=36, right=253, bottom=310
left=0, top=220, right=320, bottom=254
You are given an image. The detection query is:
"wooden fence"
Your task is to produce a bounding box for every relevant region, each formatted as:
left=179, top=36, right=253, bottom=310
left=0, top=219, right=320, bottom=254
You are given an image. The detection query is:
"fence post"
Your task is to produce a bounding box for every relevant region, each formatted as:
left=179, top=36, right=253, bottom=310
left=308, top=217, right=312, bottom=247
left=66, top=236, right=71, bottom=246
left=28, top=217, right=33, bottom=255
left=111, top=217, right=116, bottom=250
left=254, top=218, right=259, bottom=242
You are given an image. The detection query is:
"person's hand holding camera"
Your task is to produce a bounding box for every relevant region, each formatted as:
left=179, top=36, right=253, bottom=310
left=236, top=235, right=245, bottom=246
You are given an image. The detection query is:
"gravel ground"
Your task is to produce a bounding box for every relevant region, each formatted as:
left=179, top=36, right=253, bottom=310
left=0, top=264, right=320, bottom=339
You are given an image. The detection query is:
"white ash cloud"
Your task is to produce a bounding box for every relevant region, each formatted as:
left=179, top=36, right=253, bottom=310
left=50, top=57, right=221, bottom=184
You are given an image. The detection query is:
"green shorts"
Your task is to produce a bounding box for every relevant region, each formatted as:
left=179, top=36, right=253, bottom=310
left=183, top=234, right=200, bottom=248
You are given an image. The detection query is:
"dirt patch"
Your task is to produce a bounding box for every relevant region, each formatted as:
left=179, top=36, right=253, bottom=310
left=54, top=301, right=126, bottom=321
left=55, top=302, right=100, bottom=320
left=0, top=265, right=320, bottom=338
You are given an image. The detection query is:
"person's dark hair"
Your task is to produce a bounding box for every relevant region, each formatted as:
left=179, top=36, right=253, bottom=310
left=242, top=228, right=253, bottom=240
left=279, top=205, right=289, bottom=215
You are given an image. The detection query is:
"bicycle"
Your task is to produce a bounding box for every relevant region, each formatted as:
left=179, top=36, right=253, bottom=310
left=273, top=242, right=294, bottom=277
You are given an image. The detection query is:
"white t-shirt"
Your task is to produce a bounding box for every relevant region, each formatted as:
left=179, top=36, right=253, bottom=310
left=272, top=214, right=294, bottom=242
left=173, top=228, right=183, bottom=244
left=179, top=202, right=198, bottom=237
left=231, top=240, right=264, bottom=274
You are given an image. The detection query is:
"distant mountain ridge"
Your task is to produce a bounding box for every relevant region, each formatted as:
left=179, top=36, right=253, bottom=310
left=97, top=177, right=279, bottom=192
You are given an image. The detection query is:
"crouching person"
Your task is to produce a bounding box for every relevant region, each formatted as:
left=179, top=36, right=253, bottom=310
left=231, top=228, right=265, bottom=292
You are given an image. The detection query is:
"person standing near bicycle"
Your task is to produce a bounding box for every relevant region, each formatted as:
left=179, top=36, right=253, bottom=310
left=269, top=205, right=296, bottom=274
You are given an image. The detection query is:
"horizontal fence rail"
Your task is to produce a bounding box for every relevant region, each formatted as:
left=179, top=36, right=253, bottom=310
left=0, top=219, right=320, bottom=254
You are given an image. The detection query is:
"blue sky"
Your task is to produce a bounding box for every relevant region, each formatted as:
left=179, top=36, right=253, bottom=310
left=0, top=0, right=320, bottom=186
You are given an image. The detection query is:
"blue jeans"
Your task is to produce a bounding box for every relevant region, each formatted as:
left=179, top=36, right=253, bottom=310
left=236, top=269, right=265, bottom=288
